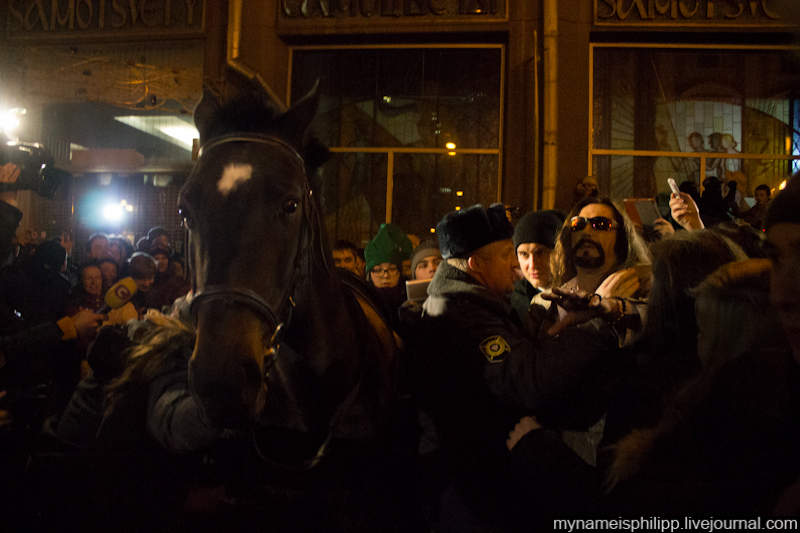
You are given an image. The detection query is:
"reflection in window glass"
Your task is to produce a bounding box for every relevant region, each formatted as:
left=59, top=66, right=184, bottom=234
left=392, top=154, right=498, bottom=238
left=593, top=48, right=800, bottom=196
left=318, top=153, right=387, bottom=247
left=292, top=48, right=501, bottom=149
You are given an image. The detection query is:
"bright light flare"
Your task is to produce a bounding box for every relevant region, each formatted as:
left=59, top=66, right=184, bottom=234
left=1, top=108, right=26, bottom=137
left=102, top=203, right=124, bottom=222
left=445, top=142, right=456, bottom=150
left=779, top=179, right=787, bottom=191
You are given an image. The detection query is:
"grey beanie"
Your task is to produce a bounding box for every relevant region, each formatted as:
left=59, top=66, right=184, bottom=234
left=410, top=239, right=441, bottom=280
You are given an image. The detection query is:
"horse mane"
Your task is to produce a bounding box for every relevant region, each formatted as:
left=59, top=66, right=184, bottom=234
left=199, top=89, right=330, bottom=184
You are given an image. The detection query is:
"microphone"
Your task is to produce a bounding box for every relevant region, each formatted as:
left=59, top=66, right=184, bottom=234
left=96, top=277, right=138, bottom=314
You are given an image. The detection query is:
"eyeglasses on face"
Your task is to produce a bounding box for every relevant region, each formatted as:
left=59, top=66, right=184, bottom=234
left=569, top=215, right=617, bottom=232
left=371, top=265, right=399, bottom=276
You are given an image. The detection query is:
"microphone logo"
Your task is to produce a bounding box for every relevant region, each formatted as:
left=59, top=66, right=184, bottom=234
left=115, top=284, right=132, bottom=301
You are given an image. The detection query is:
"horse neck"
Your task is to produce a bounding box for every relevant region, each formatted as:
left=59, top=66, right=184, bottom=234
left=283, top=211, right=360, bottom=373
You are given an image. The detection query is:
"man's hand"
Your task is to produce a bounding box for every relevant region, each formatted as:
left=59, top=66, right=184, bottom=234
left=542, top=287, right=626, bottom=336
left=506, top=416, right=542, bottom=451
left=71, top=309, right=106, bottom=340
left=0, top=163, right=20, bottom=207
left=669, top=192, right=704, bottom=231
left=652, top=217, right=675, bottom=239
left=596, top=268, right=639, bottom=299
left=59, top=231, right=73, bottom=257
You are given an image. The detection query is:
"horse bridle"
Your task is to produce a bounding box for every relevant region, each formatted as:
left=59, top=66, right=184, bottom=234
left=189, top=133, right=311, bottom=363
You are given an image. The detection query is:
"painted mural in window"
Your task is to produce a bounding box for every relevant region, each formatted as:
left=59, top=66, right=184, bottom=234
left=592, top=47, right=800, bottom=202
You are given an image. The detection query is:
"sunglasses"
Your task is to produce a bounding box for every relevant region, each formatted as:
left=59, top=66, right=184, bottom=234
left=569, top=216, right=617, bottom=232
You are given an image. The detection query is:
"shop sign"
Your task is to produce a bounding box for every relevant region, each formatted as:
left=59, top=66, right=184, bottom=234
left=595, top=0, right=783, bottom=25
left=7, top=0, right=204, bottom=37
left=280, top=0, right=504, bottom=19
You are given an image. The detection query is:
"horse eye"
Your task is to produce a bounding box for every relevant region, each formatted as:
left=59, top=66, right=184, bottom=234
left=283, top=199, right=299, bottom=214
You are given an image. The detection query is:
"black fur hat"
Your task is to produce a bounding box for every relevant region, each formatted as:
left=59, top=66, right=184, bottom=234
left=436, top=203, right=514, bottom=259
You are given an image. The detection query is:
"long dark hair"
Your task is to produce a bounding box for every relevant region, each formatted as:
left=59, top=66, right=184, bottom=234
left=551, top=197, right=651, bottom=288
left=642, top=230, right=746, bottom=358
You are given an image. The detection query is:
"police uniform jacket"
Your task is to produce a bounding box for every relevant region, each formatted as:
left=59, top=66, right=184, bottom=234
left=410, top=261, right=618, bottom=523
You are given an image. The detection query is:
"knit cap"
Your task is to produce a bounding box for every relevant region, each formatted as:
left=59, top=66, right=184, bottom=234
left=364, top=223, right=413, bottom=274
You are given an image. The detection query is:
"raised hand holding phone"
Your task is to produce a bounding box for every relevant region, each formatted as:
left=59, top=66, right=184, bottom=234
left=668, top=177, right=704, bottom=231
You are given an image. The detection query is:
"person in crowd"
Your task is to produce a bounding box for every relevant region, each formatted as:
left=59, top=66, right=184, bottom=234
left=147, top=226, right=170, bottom=252
left=405, top=203, right=632, bottom=530
left=708, top=221, right=767, bottom=258
left=68, top=262, right=104, bottom=312
left=599, top=230, right=748, bottom=449
left=108, top=236, right=133, bottom=267
left=97, top=258, right=119, bottom=294
left=86, top=232, right=110, bottom=261
left=548, top=198, right=651, bottom=324
left=573, top=175, right=600, bottom=206
left=604, top=179, right=800, bottom=516
left=409, top=239, right=441, bottom=281
left=332, top=239, right=364, bottom=278
left=364, top=223, right=412, bottom=320
left=127, top=252, right=157, bottom=317
left=150, top=246, right=170, bottom=279
left=0, top=239, right=70, bottom=327
left=147, top=248, right=190, bottom=311
left=698, top=176, right=731, bottom=227
left=169, top=256, right=187, bottom=282
left=742, top=183, right=771, bottom=231
left=510, top=210, right=564, bottom=325
left=135, top=236, right=151, bottom=253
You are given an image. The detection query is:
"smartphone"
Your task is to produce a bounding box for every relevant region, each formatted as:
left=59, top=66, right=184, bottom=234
left=405, top=279, right=430, bottom=303
left=668, top=178, right=680, bottom=196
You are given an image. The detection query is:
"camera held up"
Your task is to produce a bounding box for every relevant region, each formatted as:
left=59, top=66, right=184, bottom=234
left=0, top=141, right=70, bottom=199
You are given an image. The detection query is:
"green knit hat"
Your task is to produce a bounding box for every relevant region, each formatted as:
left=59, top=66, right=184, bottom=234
left=364, top=223, right=413, bottom=274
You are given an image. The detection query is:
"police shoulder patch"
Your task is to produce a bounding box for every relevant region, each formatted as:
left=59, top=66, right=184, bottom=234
left=479, top=335, right=511, bottom=363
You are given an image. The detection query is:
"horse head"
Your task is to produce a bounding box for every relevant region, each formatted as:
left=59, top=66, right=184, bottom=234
left=181, top=82, right=328, bottom=428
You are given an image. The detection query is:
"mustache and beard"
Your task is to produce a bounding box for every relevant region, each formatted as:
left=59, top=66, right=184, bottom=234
left=572, top=238, right=605, bottom=269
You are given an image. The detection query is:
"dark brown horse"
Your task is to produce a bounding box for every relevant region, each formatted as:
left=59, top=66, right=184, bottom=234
left=178, top=81, right=405, bottom=480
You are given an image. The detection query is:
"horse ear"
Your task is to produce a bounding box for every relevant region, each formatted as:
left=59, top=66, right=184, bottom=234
left=194, top=88, right=222, bottom=144
left=278, top=80, right=320, bottom=148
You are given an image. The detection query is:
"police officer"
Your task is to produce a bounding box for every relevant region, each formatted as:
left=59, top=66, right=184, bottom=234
left=408, top=203, right=623, bottom=530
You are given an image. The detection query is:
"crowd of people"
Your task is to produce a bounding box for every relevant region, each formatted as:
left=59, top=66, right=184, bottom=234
left=3, top=149, right=800, bottom=529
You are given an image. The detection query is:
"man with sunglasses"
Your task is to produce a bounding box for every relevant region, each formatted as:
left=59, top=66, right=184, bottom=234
left=406, top=203, right=630, bottom=530
left=550, top=198, right=651, bottom=316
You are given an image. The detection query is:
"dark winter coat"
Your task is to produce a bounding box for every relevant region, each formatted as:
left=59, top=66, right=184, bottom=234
left=407, top=261, right=618, bottom=526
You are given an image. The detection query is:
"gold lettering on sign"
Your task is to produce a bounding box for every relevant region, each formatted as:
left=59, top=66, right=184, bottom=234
left=51, top=0, right=75, bottom=30
left=618, top=0, right=647, bottom=19
left=597, top=0, right=782, bottom=22
left=679, top=0, right=700, bottom=17
left=76, top=0, right=92, bottom=29
left=7, top=0, right=204, bottom=34
left=111, top=0, right=127, bottom=27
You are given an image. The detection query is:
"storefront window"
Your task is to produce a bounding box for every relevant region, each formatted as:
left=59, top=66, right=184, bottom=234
left=291, top=46, right=503, bottom=245
left=591, top=45, right=800, bottom=200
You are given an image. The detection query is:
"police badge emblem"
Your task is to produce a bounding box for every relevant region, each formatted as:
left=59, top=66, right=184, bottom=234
left=479, top=335, right=510, bottom=363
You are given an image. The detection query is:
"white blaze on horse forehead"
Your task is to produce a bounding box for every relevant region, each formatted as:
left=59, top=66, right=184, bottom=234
left=217, top=163, right=254, bottom=196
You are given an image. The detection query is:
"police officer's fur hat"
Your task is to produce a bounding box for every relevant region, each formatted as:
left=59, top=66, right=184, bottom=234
left=436, top=203, right=513, bottom=259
